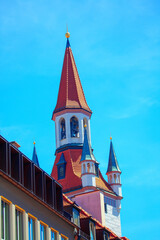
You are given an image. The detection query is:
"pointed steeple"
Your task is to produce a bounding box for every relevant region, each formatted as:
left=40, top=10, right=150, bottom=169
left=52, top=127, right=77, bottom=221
left=81, top=126, right=95, bottom=162
left=106, top=137, right=121, bottom=173
left=52, top=31, right=92, bottom=120
left=32, top=142, right=39, bottom=167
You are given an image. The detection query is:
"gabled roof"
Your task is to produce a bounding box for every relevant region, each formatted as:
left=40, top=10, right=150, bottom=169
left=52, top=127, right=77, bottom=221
left=32, top=143, right=39, bottom=167
left=106, top=139, right=121, bottom=173
left=56, top=153, right=66, bottom=165
left=80, top=127, right=96, bottom=162
left=52, top=37, right=92, bottom=119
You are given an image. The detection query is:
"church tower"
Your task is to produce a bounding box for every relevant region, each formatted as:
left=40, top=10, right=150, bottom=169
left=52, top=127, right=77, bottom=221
left=51, top=31, right=93, bottom=190
left=51, top=31, right=123, bottom=237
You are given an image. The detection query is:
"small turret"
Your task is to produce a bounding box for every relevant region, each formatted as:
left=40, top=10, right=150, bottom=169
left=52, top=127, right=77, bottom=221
left=80, top=126, right=96, bottom=187
left=32, top=142, right=39, bottom=167
left=106, top=137, right=122, bottom=197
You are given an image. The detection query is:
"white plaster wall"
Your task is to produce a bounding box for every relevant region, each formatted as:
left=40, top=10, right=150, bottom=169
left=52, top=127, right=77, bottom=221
left=82, top=174, right=96, bottom=187
left=55, top=112, right=91, bottom=149
left=105, top=204, right=121, bottom=237
left=112, top=185, right=122, bottom=197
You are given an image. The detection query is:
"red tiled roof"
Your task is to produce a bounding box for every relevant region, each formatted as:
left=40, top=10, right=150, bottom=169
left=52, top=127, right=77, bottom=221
left=52, top=42, right=92, bottom=119
left=96, top=171, right=115, bottom=193
left=51, top=149, right=115, bottom=194
left=51, top=149, right=82, bottom=191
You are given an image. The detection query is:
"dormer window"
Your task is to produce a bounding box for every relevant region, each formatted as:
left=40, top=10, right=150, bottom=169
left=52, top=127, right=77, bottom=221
left=60, top=118, right=66, bottom=140
left=73, top=207, right=80, bottom=227
left=95, top=162, right=99, bottom=177
left=104, top=231, right=109, bottom=240
left=89, top=220, right=96, bottom=240
left=56, top=153, right=66, bottom=180
left=70, top=116, right=79, bottom=137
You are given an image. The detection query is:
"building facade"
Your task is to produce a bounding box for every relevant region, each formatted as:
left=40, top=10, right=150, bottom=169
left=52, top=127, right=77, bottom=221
left=0, top=135, right=76, bottom=240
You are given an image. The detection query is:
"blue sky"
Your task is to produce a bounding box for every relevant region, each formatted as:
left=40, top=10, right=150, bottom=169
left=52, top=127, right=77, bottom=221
left=0, top=0, right=160, bottom=239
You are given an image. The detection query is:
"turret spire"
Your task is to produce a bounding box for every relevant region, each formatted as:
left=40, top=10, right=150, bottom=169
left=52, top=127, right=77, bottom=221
left=81, top=126, right=95, bottom=162
left=32, top=142, right=39, bottom=167
left=106, top=138, right=121, bottom=173
left=106, top=138, right=122, bottom=197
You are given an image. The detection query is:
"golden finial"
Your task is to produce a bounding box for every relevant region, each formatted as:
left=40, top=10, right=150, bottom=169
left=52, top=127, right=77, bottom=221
left=84, top=124, right=87, bottom=128
left=65, top=24, right=70, bottom=38
left=33, top=141, right=36, bottom=145
left=110, top=136, right=112, bottom=140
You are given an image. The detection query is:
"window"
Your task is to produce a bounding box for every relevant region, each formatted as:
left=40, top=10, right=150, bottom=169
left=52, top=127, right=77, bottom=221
left=104, top=232, right=109, bottom=240
left=89, top=221, right=95, bottom=240
left=90, top=230, right=94, bottom=240
left=87, top=163, right=90, bottom=173
left=15, top=208, right=23, bottom=240
left=51, top=230, right=55, bottom=240
left=83, top=163, right=86, bottom=174
left=40, top=222, right=47, bottom=240
left=104, top=197, right=116, bottom=208
left=95, top=163, right=99, bottom=177
left=104, top=203, right=107, bottom=213
left=118, top=175, right=120, bottom=183
left=51, top=229, right=58, bottom=240
left=73, top=208, right=80, bottom=226
left=70, top=117, right=79, bottom=137
left=58, top=165, right=65, bottom=180
left=57, top=153, right=66, bottom=180
left=1, top=200, right=9, bottom=240
left=114, top=174, right=117, bottom=183
left=60, top=118, right=66, bottom=140
left=28, top=216, right=35, bottom=240
left=61, top=234, right=68, bottom=240
left=109, top=175, right=112, bottom=183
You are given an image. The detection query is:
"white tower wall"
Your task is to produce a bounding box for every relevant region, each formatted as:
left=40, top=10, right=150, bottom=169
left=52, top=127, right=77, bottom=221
left=55, top=112, right=91, bottom=149
left=81, top=174, right=96, bottom=187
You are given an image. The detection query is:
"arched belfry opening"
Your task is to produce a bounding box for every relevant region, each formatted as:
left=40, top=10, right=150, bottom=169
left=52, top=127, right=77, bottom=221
left=70, top=116, right=79, bottom=138
left=60, top=118, right=66, bottom=140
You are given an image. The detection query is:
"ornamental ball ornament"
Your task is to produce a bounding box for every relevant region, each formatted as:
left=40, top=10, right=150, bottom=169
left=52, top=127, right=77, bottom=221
left=65, top=31, right=70, bottom=38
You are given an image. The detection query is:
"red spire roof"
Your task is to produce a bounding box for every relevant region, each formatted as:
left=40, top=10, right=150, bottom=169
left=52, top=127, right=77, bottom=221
left=52, top=38, right=92, bottom=119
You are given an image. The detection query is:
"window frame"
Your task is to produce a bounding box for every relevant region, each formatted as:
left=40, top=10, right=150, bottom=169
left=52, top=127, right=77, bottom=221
left=72, top=207, right=80, bottom=227
left=1, top=196, right=11, bottom=240
left=51, top=227, right=59, bottom=240
left=40, top=220, right=48, bottom=240
left=61, top=233, right=68, bottom=240
left=28, top=213, right=37, bottom=240
left=15, top=205, right=24, bottom=240
left=57, top=164, right=66, bottom=180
